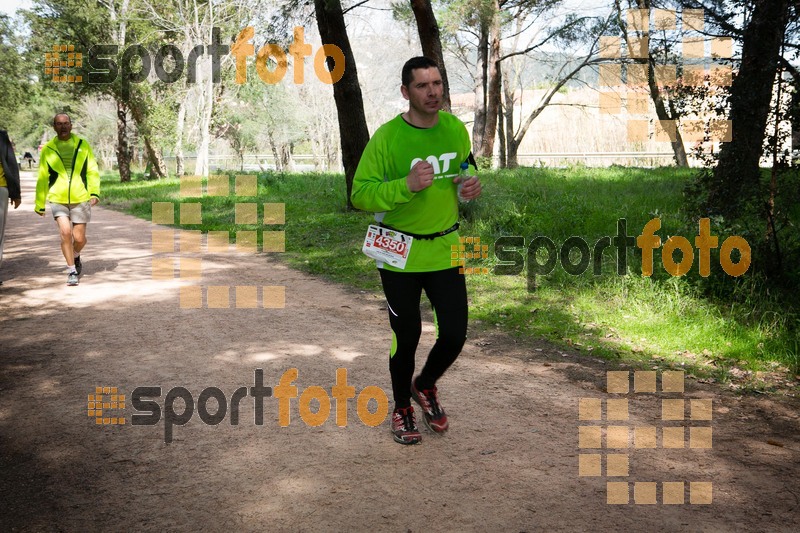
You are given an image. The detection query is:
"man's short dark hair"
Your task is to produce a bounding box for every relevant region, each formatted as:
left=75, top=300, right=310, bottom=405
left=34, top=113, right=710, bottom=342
left=53, top=113, right=71, bottom=125
left=402, top=56, right=440, bottom=87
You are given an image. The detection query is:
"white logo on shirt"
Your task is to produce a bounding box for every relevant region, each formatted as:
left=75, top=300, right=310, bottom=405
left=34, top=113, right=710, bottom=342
left=410, top=152, right=458, bottom=177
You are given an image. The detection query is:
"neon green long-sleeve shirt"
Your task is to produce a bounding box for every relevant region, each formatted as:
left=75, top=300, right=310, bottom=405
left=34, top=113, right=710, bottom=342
left=351, top=112, right=472, bottom=272
left=35, top=133, right=100, bottom=213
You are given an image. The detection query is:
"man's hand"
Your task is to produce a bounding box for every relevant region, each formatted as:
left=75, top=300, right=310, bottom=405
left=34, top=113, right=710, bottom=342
left=11, top=198, right=21, bottom=209
left=453, top=175, right=482, bottom=201
left=36, top=211, right=44, bottom=217
left=406, top=161, right=435, bottom=193
left=90, top=197, right=99, bottom=206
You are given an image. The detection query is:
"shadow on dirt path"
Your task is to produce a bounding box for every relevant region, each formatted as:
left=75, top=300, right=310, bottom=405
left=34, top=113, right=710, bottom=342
left=1, top=173, right=799, bottom=532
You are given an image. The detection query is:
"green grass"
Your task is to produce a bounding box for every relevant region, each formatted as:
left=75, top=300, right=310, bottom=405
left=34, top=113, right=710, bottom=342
left=100, top=168, right=799, bottom=392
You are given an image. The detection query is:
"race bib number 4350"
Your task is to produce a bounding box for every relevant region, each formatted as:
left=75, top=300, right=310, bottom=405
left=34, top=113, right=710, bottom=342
left=362, top=225, right=413, bottom=269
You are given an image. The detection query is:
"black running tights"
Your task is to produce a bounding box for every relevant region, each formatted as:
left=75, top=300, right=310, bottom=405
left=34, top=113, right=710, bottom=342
left=378, top=267, right=468, bottom=408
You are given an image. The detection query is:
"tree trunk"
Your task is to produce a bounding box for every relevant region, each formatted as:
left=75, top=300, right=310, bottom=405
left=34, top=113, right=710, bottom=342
left=481, top=6, right=502, bottom=162
left=710, top=0, right=789, bottom=218
left=326, top=136, right=338, bottom=170
left=315, top=0, right=370, bottom=210
left=193, top=74, right=213, bottom=177
left=472, top=19, right=489, bottom=155
left=268, top=132, right=281, bottom=172
left=497, top=97, right=506, bottom=169
left=175, top=93, right=186, bottom=176
left=409, top=0, right=451, bottom=112
left=506, top=137, right=520, bottom=169
left=792, top=75, right=799, bottom=155
left=646, top=56, right=688, bottom=167
left=503, top=69, right=518, bottom=169
left=128, top=94, right=168, bottom=179
left=765, top=64, right=786, bottom=278
left=280, top=143, right=292, bottom=172
left=116, top=100, right=131, bottom=182
left=193, top=22, right=221, bottom=178
left=110, top=0, right=131, bottom=182
left=143, top=141, right=167, bottom=179
left=630, top=0, right=688, bottom=167
left=130, top=126, right=139, bottom=169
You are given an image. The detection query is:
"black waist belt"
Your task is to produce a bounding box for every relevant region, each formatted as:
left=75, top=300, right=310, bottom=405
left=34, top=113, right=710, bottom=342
left=378, top=222, right=459, bottom=241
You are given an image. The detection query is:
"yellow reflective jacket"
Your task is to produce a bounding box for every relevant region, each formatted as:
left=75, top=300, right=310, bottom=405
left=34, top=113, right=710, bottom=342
left=35, top=133, right=100, bottom=213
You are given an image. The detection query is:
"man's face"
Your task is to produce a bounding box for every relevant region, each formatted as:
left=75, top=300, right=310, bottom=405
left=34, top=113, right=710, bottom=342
left=401, top=67, right=443, bottom=116
left=53, top=115, right=72, bottom=141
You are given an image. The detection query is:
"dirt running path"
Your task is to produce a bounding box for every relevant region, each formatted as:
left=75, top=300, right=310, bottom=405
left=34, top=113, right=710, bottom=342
left=1, top=172, right=799, bottom=532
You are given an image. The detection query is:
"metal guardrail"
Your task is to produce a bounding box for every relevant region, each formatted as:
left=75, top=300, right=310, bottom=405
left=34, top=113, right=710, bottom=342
left=162, top=154, right=328, bottom=172
left=514, top=152, right=679, bottom=167
left=161, top=152, right=682, bottom=171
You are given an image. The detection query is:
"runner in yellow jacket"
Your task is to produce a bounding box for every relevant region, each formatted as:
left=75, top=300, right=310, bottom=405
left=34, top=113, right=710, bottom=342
left=35, top=114, right=100, bottom=286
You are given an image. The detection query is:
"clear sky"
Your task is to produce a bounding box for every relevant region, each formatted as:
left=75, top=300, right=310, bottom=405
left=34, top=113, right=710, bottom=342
left=1, top=0, right=32, bottom=16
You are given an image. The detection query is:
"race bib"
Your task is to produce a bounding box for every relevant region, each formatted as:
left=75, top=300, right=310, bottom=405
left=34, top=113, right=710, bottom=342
left=362, top=225, right=413, bottom=269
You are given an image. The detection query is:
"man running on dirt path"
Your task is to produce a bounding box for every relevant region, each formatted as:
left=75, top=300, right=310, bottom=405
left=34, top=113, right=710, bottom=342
left=351, top=56, right=482, bottom=444
left=35, top=113, right=100, bottom=286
